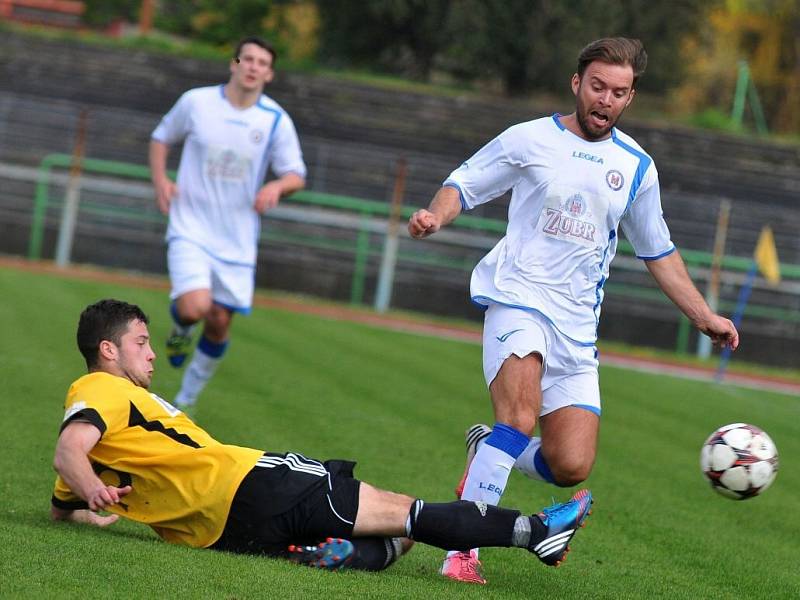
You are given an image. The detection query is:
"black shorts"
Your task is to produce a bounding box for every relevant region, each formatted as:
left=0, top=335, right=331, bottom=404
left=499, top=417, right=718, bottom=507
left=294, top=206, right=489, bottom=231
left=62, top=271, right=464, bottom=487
left=210, top=452, right=361, bottom=557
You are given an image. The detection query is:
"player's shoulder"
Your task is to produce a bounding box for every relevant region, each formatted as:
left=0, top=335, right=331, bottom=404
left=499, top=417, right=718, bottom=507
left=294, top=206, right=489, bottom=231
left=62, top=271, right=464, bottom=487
left=503, top=115, right=553, bottom=136
left=180, top=85, right=225, bottom=105
left=68, top=372, right=135, bottom=401
left=611, top=127, right=653, bottom=161
left=255, top=93, right=289, bottom=117
left=499, top=115, right=562, bottom=147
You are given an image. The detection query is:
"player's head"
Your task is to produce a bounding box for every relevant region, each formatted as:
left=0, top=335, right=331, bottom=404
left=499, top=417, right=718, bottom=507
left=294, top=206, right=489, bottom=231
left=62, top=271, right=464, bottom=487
left=77, top=299, right=155, bottom=389
left=571, top=37, right=647, bottom=141
left=230, top=36, right=276, bottom=91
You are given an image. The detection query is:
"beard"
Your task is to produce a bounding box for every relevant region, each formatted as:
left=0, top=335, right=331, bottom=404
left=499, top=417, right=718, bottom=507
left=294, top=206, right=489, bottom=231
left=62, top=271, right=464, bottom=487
left=575, top=96, right=619, bottom=141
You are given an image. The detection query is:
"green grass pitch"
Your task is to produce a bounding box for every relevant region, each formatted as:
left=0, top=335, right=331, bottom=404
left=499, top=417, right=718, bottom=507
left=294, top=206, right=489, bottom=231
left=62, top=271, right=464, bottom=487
left=0, top=265, right=798, bottom=599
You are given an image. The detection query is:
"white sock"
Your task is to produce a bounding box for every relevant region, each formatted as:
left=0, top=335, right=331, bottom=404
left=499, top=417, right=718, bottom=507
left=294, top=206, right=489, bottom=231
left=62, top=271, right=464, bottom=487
left=470, top=432, right=555, bottom=484
left=174, top=347, right=220, bottom=407
left=461, top=443, right=516, bottom=504
left=513, top=437, right=556, bottom=483
left=451, top=424, right=529, bottom=559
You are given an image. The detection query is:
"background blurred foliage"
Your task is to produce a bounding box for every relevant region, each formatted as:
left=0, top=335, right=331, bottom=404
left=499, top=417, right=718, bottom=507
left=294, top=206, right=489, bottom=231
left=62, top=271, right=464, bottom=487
left=676, top=0, right=800, bottom=134
left=79, top=0, right=800, bottom=135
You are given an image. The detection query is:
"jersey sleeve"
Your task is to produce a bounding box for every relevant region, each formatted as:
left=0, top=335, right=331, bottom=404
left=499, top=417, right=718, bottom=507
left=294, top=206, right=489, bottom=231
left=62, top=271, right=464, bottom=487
left=267, top=112, right=307, bottom=179
left=52, top=474, right=88, bottom=510
left=59, top=380, right=131, bottom=438
left=619, top=166, right=675, bottom=260
left=151, top=91, right=193, bottom=145
left=444, top=130, right=522, bottom=211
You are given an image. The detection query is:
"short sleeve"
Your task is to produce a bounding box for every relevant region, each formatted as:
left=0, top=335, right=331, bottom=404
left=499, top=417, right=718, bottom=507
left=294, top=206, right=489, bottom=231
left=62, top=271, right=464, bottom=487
left=152, top=91, right=193, bottom=145
left=444, top=129, right=523, bottom=211
left=60, top=379, right=131, bottom=439
left=619, top=168, right=675, bottom=260
left=52, top=475, right=88, bottom=510
left=267, top=113, right=307, bottom=179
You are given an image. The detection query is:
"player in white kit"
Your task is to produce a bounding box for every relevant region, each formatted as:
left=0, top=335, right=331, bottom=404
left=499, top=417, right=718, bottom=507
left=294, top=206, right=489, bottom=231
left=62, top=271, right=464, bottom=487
left=408, top=38, right=739, bottom=584
left=149, top=37, right=307, bottom=411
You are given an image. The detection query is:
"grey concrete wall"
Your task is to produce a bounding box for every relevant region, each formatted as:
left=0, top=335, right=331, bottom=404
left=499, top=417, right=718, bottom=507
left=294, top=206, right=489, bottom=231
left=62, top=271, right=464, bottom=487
left=1, top=30, right=798, bottom=366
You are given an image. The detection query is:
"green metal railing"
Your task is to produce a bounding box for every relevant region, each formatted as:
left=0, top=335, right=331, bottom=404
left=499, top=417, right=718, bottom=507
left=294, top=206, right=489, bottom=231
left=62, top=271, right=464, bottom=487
left=29, top=153, right=800, bottom=353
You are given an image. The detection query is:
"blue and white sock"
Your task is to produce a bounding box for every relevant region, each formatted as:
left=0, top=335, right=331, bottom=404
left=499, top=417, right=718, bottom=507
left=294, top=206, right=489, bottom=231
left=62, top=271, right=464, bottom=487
left=453, top=423, right=529, bottom=558
left=174, top=336, right=228, bottom=407
left=513, top=437, right=556, bottom=484
left=472, top=431, right=556, bottom=484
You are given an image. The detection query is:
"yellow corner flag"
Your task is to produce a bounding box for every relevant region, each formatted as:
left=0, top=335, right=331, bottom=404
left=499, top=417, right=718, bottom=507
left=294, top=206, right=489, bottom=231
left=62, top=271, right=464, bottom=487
left=754, top=225, right=781, bottom=286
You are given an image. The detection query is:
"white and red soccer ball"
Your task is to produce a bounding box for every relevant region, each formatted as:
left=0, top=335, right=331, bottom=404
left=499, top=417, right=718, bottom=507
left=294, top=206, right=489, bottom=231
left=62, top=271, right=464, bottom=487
left=700, top=423, right=779, bottom=500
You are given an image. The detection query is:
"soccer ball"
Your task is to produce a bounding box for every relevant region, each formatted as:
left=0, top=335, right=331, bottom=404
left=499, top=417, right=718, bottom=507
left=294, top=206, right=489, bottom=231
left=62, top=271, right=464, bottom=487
left=700, top=423, right=778, bottom=500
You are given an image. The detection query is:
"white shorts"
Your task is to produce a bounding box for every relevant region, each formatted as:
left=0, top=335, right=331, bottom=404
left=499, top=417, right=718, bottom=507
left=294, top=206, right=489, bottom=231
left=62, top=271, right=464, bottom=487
left=482, top=303, right=601, bottom=417
left=167, top=238, right=255, bottom=314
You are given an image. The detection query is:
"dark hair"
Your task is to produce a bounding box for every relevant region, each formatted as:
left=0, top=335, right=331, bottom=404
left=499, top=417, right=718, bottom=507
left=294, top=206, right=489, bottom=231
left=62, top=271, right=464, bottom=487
left=233, top=36, right=277, bottom=65
left=77, top=299, right=149, bottom=370
left=577, top=37, right=647, bottom=87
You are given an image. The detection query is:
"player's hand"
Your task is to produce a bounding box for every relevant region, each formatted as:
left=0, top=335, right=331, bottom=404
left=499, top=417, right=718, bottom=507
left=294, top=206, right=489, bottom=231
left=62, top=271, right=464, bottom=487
left=154, top=178, right=178, bottom=215
left=86, top=484, right=132, bottom=512
left=255, top=182, right=282, bottom=213
left=68, top=509, right=121, bottom=528
left=408, top=209, right=441, bottom=239
left=698, top=315, right=739, bottom=351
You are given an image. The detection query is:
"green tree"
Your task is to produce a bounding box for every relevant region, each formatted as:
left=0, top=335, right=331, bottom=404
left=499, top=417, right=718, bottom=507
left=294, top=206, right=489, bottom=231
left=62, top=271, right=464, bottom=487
left=445, top=0, right=712, bottom=95
left=316, top=0, right=452, bottom=79
left=81, top=0, right=140, bottom=28
left=156, top=0, right=275, bottom=50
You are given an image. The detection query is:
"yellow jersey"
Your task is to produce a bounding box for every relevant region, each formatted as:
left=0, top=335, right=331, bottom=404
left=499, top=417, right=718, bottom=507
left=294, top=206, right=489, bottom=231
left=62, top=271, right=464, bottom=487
left=52, top=372, right=263, bottom=548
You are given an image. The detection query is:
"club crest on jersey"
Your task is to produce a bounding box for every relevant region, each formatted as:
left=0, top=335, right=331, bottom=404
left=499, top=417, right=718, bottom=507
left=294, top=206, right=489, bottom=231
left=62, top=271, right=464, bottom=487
left=542, top=193, right=597, bottom=243
left=606, top=169, right=624, bottom=191
left=563, top=193, right=587, bottom=217
left=250, top=129, right=264, bottom=144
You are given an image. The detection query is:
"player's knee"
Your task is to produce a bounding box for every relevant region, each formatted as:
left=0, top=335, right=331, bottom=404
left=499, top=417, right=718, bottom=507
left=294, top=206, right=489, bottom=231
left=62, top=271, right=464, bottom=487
left=180, top=302, right=212, bottom=322
left=550, top=458, right=593, bottom=488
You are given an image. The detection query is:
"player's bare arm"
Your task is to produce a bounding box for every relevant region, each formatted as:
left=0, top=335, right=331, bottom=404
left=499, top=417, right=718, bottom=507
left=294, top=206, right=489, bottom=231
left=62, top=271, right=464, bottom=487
left=408, top=186, right=462, bottom=239
left=645, top=250, right=739, bottom=350
left=148, top=140, right=178, bottom=215
left=53, top=421, right=133, bottom=512
left=254, top=172, right=305, bottom=213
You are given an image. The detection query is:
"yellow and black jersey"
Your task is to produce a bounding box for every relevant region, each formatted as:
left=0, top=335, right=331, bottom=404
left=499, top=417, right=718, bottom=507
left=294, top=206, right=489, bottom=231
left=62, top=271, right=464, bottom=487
left=52, top=372, right=263, bottom=548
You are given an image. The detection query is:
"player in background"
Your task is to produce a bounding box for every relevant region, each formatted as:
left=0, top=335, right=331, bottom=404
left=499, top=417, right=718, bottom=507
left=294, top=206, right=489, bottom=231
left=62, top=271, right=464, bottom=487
left=408, top=37, right=739, bottom=584
left=149, top=36, right=306, bottom=412
left=50, top=299, right=594, bottom=575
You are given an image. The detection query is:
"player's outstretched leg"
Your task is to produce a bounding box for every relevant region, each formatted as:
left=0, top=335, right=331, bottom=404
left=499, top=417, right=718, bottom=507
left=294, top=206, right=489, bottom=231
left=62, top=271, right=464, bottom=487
left=528, top=489, right=593, bottom=567
left=287, top=537, right=354, bottom=571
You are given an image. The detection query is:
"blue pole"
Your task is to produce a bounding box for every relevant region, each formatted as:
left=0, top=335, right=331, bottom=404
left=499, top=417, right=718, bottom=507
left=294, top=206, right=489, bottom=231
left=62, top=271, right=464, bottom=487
left=715, top=262, right=757, bottom=382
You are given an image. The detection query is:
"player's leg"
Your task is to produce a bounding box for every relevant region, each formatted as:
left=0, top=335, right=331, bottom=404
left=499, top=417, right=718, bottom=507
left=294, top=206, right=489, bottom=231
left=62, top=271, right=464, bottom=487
left=174, top=303, right=233, bottom=409
left=353, top=482, right=593, bottom=566
left=513, top=341, right=601, bottom=486
left=460, top=305, right=547, bottom=506
left=174, top=258, right=253, bottom=409
left=166, top=240, right=214, bottom=368
left=445, top=305, right=545, bottom=581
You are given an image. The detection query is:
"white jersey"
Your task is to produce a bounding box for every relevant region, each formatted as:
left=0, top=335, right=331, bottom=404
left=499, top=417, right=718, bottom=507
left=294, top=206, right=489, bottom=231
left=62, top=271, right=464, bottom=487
left=152, top=85, right=307, bottom=266
left=446, top=114, right=674, bottom=344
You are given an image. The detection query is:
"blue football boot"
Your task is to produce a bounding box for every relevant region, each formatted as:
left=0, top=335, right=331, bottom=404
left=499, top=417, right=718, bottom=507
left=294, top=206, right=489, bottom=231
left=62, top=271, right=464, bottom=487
left=530, top=489, right=593, bottom=567
left=165, top=328, right=193, bottom=368
left=287, top=538, right=354, bottom=571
